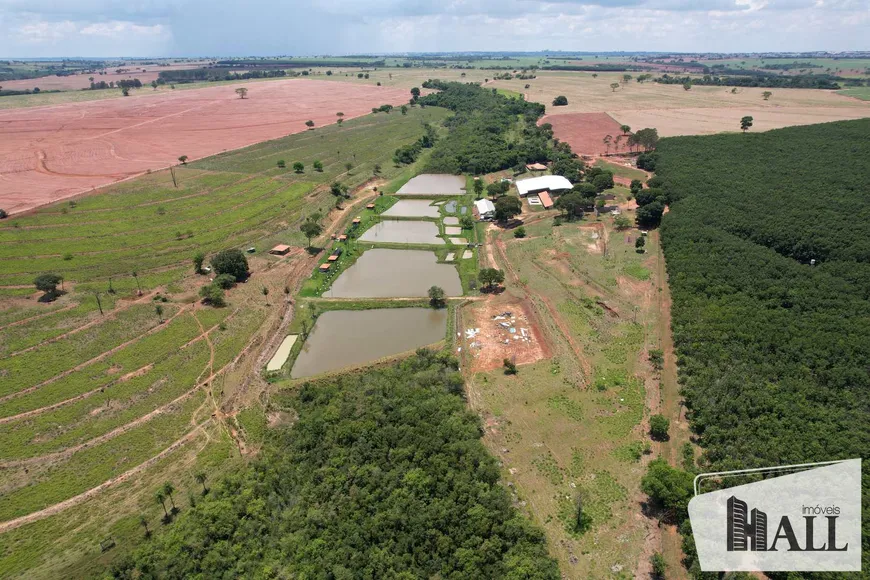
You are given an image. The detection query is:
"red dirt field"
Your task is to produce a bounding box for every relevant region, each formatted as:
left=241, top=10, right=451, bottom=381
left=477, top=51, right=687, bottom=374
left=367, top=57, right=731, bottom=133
left=0, top=79, right=409, bottom=214
left=541, top=112, right=625, bottom=156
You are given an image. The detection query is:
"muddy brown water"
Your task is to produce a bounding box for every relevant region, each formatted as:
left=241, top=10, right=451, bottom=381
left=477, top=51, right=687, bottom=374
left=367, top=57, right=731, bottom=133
left=290, top=308, right=448, bottom=378
left=324, top=249, right=462, bottom=298
left=359, top=220, right=443, bottom=244
left=397, top=174, right=466, bottom=195
left=382, top=200, right=441, bottom=218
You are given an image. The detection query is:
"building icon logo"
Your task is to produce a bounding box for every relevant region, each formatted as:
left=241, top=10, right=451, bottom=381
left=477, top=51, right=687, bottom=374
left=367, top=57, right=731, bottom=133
left=726, top=496, right=767, bottom=551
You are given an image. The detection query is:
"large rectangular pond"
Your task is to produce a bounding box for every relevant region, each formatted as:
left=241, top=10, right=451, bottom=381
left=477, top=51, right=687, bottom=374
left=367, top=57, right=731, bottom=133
left=382, top=199, right=441, bottom=218
left=290, top=308, right=448, bottom=378
left=324, top=249, right=462, bottom=298
left=397, top=174, right=466, bottom=196
left=358, top=220, right=443, bottom=244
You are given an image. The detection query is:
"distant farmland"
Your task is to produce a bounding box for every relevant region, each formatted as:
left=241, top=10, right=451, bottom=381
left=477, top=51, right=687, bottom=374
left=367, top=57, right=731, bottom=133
left=0, top=79, right=410, bottom=214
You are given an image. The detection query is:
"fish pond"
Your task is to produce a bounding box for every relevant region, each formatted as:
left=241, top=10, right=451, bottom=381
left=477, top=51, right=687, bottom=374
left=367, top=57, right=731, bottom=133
left=324, top=249, right=462, bottom=298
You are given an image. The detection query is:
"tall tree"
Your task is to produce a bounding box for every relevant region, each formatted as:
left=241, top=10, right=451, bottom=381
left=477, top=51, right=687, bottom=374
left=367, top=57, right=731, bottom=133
left=300, top=214, right=323, bottom=250
left=235, top=87, right=248, bottom=99
left=740, top=115, right=754, bottom=132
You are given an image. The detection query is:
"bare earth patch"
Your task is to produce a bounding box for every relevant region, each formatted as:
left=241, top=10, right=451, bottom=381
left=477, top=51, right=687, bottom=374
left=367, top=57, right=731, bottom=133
left=0, top=79, right=409, bottom=214
left=541, top=112, right=625, bottom=156
left=464, top=297, right=549, bottom=372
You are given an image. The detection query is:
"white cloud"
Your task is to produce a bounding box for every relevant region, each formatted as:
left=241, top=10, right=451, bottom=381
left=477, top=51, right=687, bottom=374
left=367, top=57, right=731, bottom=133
left=79, top=20, right=168, bottom=37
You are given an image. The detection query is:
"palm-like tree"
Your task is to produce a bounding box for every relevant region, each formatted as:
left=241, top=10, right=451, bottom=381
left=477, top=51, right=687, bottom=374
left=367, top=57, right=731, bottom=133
left=139, top=515, right=150, bottom=537
left=162, top=482, right=177, bottom=512
left=195, top=472, right=208, bottom=495
left=156, top=491, right=168, bottom=518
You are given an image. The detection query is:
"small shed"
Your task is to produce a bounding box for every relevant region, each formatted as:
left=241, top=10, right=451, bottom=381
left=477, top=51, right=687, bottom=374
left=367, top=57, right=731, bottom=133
left=328, top=255, right=340, bottom=262
left=474, top=198, right=496, bottom=220
left=366, top=203, right=376, bottom=210
left=338, top=234, right=348, bottom=241
left=538, top=191, right=554, bottom=209
left=269, top=244, right=291, bottom=256
left=352, top=217, right=361, bottom=225
left=526, top=162, right=547, bottom=171
left=319, top=263, right=331, bottom=271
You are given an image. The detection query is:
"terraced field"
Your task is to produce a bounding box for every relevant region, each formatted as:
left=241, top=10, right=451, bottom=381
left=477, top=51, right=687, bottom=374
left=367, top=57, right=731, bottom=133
left=0, top=104, right=447, bottom=577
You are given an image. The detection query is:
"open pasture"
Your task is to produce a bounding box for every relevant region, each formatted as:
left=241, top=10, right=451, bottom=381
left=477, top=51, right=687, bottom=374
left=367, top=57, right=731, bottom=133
left=0, top=79, right=410, bottom=214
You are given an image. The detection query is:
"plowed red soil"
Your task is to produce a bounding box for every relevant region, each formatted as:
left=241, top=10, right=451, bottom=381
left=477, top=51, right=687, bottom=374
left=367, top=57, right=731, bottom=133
left=0, top=79, right=409, bottom=214
left=541, top=112, right=625, bottom=156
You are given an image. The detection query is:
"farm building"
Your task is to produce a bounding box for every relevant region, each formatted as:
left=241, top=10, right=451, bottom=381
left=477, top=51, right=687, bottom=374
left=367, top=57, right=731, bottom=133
left=538, top=191, right=554, bottom=209
left=474, top=199, right=496, bottom=220
left=269, top=244, right=291, bottom=255
left=516, top=175, right=572, bottom=197
left=525, top=162, right=547, bottom=171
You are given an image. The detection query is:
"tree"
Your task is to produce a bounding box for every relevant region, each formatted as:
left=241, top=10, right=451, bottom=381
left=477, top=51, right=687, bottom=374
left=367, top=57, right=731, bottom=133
left=210, top=249, right=248, bottom=281
left=740, top=115, right=754, bottom=132
left=592, top=172, right=614, bottom=192
left=636, top=200, right=665, bottom=228
left=513, top=226, right=526, bottom=238
left=635, top=236, right=646, bottom=252
left=155, top=304, right=164, bottom=322
left=762, top=91, right=773, bottom=101
left=460, top=215, right=474, bottom=229
left=650, top=414, right=670, bottom=440
left=330, top=182, right=348, bottom=197
left=641, top=459, right=694, bottom=519
left=305, top=120, right=315, bottom=130
left=199, top=284, right=226, bottom=307
left=155, top=491, right=168, bottom=519
left=373, top=163, right=381, bottom=175
left=193, top=252, right=205, bottom=274
left=400, top=105, right=408, bottom=115
left=428, top=285, right=445, bottom=308
left=502, top=358, right=519, bottom=374
left=139, top=515, right=151, bottom=538
left=473, top=179, right=484, bottom=199
left=121, top=87, right=130, bottom=96
left=178, top=155, right=188, bottom=164
left=683, top=81, right=692, bottom=91
left=293, top=162, right=304, bottom=173
left=151, top=80, right=158, bottom=90
left=162, top=482, right=177, bottom=513
left=313, top=160, right=323, bottom=172
left=478, top=268, right=505, bottom=291
left=552, top=95, right=568, bottom=106
left=132, top=270, right=142, bottom=295
left=235, top=87, right=248, bottom=99
left=336, top=111, right=344, bottom=118
left=629, top=179, right=643, bottom=194
left=603, top=134, right=612, bottom=155
left=300, top=214, right=323, bottom=250
left=0, top=209, right=6, bottom=219
left=34, top=273, right=63, bottom=299
left=494, top=196, right=522, bottom=222
left=614, top=215, right=632, bottom=230
left=195, top=472, right=208, bottom=495
left=410, top=87, right=421, bottom=99
left=555, top=192, right=585, bottom=221
left=620, top=124, right=631, bottom=135
left=622, top=74, right=632, bottom=85
left=648, top=348, right=664, bottom=370
left=610, top=82, right=620, bottom=92
left=277, top=159, right=286, bottom=169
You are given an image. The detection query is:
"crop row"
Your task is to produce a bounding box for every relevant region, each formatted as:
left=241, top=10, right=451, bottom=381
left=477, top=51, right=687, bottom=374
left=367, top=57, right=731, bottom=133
left=0, top=339, right=211, bottom=461
left=0, top=391, right=206, bottom=521
left=0, top=309, right=203, bottom=417
left=0, top=297, right=114, bottom=357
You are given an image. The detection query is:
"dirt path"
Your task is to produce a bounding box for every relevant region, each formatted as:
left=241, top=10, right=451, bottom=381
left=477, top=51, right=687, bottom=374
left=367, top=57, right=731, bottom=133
left=0, top=421, right=211, bottom=534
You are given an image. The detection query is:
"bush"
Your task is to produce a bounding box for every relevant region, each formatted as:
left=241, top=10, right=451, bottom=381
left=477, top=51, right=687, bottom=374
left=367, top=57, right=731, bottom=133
left=649, top=414, right=670, bottom=440
left=513, top=226, right=526, bottom=238
left=0, top=209, right=7, bottom=219
left=210, top=249, right=249, bottom=281
left=503, top=359, right=518, bottom=375
left=552, top=95, right=568, bottom=106
left=276, top=160, right=286, bottom=169
left=651, top=552, right=667, bottom=579
left=214, top=274, right=236, bottom=289
left=459, top=215, right=474, bottom=229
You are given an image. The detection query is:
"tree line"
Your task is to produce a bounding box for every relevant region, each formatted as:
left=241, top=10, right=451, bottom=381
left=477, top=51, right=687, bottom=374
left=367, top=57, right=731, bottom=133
left=654, top=72, right=843, bottom=90
left=108, top=350, right=559, bottom=579
left=644, top=119, right=870, bottom=576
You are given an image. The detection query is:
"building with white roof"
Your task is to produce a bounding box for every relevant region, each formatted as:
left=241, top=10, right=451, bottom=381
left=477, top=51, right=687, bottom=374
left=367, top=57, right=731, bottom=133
left=474, top=198, right=496, bottom=220
left=515, top=175, right=572, bottom=197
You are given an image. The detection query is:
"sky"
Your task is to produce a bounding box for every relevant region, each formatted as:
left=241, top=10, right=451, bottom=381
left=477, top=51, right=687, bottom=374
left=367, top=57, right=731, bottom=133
left=0, top=0, right=868, bottom=58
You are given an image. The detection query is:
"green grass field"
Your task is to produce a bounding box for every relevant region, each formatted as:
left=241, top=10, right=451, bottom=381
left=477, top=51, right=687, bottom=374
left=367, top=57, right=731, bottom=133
left=0, top=105, right=450, bottom=578
left=838, top=87, right=870, bottom=101
left=594, top=159, right=648, bottom=182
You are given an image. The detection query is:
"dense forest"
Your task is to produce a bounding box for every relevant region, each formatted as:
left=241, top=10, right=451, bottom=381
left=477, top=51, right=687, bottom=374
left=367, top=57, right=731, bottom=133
left=109, top=350, right=559, bottom=579
left=418, top=80, right=551, bottom=174
left=649, top=120, right=870, bottom=576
